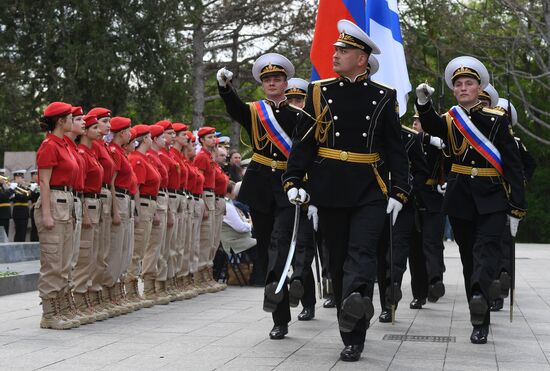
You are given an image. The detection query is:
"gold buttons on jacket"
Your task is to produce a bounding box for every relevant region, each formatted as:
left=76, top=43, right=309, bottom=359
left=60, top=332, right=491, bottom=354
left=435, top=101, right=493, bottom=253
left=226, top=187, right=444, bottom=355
left=335, top=132, right=340, bottom=137
left=328, top=99, right=333, bottom=104
left=372, top=101, right=377, bottom=105
left=366, top=115, right=370, bottom=120
left=340, top=151, right=349, bottom=161
left=334, top=115, right=339, bottom=120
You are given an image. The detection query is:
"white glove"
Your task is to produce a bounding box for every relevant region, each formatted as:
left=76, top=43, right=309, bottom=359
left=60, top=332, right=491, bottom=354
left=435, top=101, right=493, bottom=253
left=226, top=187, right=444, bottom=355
left=429, top=136, right=446, bottom=149
left=216, top=67, right=233, bottom=87
left=9, top=182, right=17, bottom=190
left=509, top=215, right=520, bottom=237
left=386, top=197, right=403, bottom=226
left=416, top=83, right=435, bottom=105
left=307, top=205, right=318, bottom=231
left=287, top=187, right=308, bottom=205
left=30, top=183, right=38, bottom=192
left=437, top=182, right=447, bottom=195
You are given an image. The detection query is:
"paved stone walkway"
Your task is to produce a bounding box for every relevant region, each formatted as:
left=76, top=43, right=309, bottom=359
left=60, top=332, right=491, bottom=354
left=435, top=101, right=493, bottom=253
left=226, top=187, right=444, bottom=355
left=0, top=242, right=549, bottom=370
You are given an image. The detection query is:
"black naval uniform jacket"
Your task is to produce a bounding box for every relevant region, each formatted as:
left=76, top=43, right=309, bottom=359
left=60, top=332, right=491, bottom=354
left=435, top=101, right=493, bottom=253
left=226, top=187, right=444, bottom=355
left=12, top=191, right=30, bottom=219
left=416, top=101, right=527, bottom=220
left=415, top=132, right=447, bottom=213
left=401, top=126, right=429, bottom=196
left=514, top=136, right=536, bottom=183
left=282, top=75, right=411, bottom=207
left=0, top=186, right=13, bottom=220
left=218, top=85, right=299, bottom=213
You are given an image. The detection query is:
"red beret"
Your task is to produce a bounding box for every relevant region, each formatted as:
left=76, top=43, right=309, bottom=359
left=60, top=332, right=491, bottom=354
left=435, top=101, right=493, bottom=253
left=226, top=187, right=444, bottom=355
left=172, top=123, right=188, bottom=133
left=129, top=127, right=137, bottom=141
left=149, top=124, right=164, bottom=138
left=110, top=116, right=131, bottom=132
left=132, top=124, right=150, bottom=138
left=155, top=120, right=172, bottom=130
left=185, top=131, right=196, bottom=142
left=44, top=102, right=72, bottom=118
left=197, top=126, right=216, bottom=138
left=83, top=114, right=98, bottom=128
left=71, top=106, right=84, bottom=116
left=87, top=107, right=112, bottom=119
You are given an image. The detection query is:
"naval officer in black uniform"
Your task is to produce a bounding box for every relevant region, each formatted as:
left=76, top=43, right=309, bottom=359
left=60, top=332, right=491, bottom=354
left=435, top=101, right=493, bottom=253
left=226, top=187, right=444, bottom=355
left=217, top=53, right=307, bottom=340
left=415, top=56, right=527, bottom=344
left=0, top=168, right=15, bottom=237
left=11, top=170, right=30, bottom=242
left=283, top=20, right=411, bottom=362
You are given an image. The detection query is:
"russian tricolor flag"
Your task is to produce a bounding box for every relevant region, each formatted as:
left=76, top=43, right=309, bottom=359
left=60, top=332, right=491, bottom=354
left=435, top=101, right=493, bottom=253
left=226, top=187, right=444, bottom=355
left=310, top=0, right=411, bottom=117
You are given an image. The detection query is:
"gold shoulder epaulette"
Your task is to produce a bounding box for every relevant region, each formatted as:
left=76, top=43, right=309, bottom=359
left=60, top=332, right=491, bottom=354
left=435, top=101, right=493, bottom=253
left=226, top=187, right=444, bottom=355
left=482, top=107, right=505, bottom=116
left=311, top=77, right=337, bottom=85
left=401, top=125, right=418, bottom=134
left=369, top=79, right=396, bottom=91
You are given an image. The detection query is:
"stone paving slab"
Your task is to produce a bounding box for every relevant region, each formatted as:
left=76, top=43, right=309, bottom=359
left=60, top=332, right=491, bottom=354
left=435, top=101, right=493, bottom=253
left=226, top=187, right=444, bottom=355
left=0, top=242, right=549, bottom=371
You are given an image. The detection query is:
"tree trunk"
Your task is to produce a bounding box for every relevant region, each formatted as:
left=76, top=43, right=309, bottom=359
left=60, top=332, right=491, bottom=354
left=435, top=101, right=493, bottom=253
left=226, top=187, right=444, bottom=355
left=191, top=15, right=206, bottom=130
left=229, top=28, right=242, bottom=150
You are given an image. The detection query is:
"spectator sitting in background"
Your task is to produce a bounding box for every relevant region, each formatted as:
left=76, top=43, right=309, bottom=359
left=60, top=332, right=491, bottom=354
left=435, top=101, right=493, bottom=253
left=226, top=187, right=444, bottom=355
left=228, top=150, right=243, bottom=182
left=221, top=181, right=256, bottom=255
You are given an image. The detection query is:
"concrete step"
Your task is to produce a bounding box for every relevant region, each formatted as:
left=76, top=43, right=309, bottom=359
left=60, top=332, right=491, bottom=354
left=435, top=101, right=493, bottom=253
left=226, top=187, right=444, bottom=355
left=0, top=259, right=39, bottom=296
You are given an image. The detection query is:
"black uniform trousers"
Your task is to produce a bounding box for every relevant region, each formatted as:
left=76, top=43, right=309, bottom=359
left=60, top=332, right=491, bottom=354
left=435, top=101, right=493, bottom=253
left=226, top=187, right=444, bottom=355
left=295, top=223, right=317, bottom=308
left=499, top=218, right=513, bottom=277
left=264, top=206, right=313, bottom=326
left=377, top=201, right=414, bottom=311
left=249, top=208, right=274, bottom=285
left=0, top=218, right=9, bottom=237
left=421, top=210, right=446, bottom=283
left=409, top=222, right=428, bottom=301
left=14, top=218, right=27, bottom=242
left=319, top=200, right=386, bottom=346
left=450, top=212, right=506, bottom=326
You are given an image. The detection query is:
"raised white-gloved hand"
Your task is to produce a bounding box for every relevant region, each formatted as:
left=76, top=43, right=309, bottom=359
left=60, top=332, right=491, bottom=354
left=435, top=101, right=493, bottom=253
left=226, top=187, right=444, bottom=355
left=437, top=182, right=447, bottom=195
left=386, top=197, right=403, bottom=226
left=9, top=182, right=17, bottom=190
left=508, top=215, right=520, bottom=237
left=30, top=183, right=38, bottom=192
left=429, top=136, right=446, bottom=149
left=287, top=187, right=308, bottom=205
left=416, top=83, right=435, bottom=105
left=216, top=67, right=233, bottom=87
left=307, top=205, right=318, bottom=231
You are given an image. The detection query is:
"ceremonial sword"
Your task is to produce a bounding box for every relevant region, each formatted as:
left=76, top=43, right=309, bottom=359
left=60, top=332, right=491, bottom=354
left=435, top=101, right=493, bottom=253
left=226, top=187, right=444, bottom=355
left=275, top=202, right=302, bottom=294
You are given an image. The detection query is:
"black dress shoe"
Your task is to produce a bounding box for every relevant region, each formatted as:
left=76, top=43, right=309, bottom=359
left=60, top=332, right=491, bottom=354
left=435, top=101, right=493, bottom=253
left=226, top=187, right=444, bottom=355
left=340, top=344, right=364, bottom=362
left=263, top=282, right=284, bottom=313
left=298, top=306, right=315, bottom=321
left=378, top=309, right=392, bottom=323
left=269, top=324, right=288, bottom=340
left=410, top=298, right=426, bottom=309
left=339, top=293, right=374, bottom=333
left=384, top=282, right=402, bottom=308
left=428, top=280, right=445, bottom=303
left=289, top=280, right=304, bottom=308
left=470, top=325, right=488, bottom=344
left=469, top=294, right=488, bottom=325
left=490, top=298, right=503, bottom=312
left=323, top=297, right=336, bottom=308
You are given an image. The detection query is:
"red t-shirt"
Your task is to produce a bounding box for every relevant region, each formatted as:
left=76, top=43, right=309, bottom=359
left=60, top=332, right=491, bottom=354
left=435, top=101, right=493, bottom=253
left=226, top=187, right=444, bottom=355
left=184, top=160, right=195, bottom=193
left=192, top=165, right=204, bottom=195
left=214, top=164, right=229, bottom=196
left=128, top=151, right=161, bottom=197
left=78, top=144, right=104, bottom=194
left=129, top=171, right=138, bottom=196
left=36, top=133, right=79, bottom=187
left=169, top=147, right=188, bottom=191
left=92, top=139, right=116, bottom=186
left=109, top=142, right=134, bottom=191
left=159, top=148, right=180, bottom=190
left=146, top=150, right=168, bottom=189
left=194, top=148, right=215, bottom=190
left=64, top=136, right=86, bottom=192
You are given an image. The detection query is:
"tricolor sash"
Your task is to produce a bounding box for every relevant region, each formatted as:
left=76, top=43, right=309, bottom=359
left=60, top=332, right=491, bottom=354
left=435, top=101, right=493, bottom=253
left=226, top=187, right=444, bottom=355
left=448, top=105, right=504, bottom=175
left=252, top=100, right=292, bottom=158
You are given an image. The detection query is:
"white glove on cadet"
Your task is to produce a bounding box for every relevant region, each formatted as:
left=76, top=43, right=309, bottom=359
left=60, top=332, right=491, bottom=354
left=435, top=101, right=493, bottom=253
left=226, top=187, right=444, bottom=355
left=386, top=197, right=403, bottom=226
left=9, top=182, right=17, bottom=190
left=307, top=205, right=318, bottom=231
left=30, top=183, right=38, bottom=192
left=437, top=182, right=447, bottom=195
left=415, top=83, right=435, bottom=105
left=216, top=67, right=233, bottom=87
left=429, top=136, right=446, bottom=149
left=508, top=215, right=520, bottom=237
left=287, top=187, right=308, bottom=205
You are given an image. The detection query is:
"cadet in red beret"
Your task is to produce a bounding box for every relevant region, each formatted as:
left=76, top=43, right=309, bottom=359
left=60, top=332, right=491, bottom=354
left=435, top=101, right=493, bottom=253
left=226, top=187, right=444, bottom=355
left=194, top=126, right=223, bottom=291
left=88, top=107, right=121, bottom=318
left=143, top=124, right=172, bottom=304
left=126, top=125, right=163, bottom=305
left=71, top=113, right=108, bottom=323
left=212, top=146, right=229, bottom=290
left=109, top=117, right=146, bottom=311
left=35, top=101, right=80, bottom=330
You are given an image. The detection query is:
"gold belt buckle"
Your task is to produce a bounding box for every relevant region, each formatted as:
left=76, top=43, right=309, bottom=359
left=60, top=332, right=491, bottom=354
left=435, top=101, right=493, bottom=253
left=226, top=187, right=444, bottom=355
left=270, top=160, right=278, bottom=169
left=471, top=167, right=479, bottom=177
left=340, top=151, right=349, bottom=161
